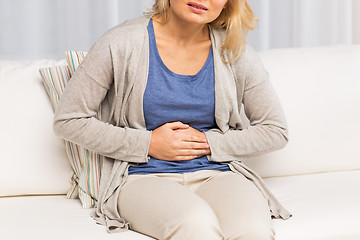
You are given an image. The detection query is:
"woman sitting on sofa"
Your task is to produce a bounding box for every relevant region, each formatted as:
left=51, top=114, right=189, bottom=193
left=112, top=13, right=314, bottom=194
left=54, top=0, right=291, bottom=239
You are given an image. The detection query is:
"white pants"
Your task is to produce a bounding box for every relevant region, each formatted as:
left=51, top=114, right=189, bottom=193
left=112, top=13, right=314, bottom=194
left=118, top=169, right=274, bottom=240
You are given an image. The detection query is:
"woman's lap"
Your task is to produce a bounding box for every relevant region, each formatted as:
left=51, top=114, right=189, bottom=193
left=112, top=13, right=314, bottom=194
left=194, top=171, right=275, bottom=240
left=118, top=170, right=274, bottom=240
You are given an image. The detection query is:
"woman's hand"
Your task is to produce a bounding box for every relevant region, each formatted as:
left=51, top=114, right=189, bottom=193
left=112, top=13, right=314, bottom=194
left=174, top=126, right=211, bottom=156
left=148, top=122, right=210, bottom=161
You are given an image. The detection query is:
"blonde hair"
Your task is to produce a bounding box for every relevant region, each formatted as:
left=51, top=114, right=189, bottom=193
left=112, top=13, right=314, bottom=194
left=146, top=0, right=258, bottom=63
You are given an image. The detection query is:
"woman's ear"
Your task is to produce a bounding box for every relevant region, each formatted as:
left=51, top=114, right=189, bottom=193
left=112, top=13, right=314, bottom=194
left=223, top=2, right=228, bottom=9
left=223, top=2, right=228, bottom=10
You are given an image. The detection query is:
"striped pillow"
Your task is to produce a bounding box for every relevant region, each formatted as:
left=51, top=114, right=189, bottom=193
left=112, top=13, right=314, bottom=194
left=39, top=51, right=101, bottom=208
left=39, top=65, right=71, bottom=110
left=65, top=50, right=87, bottom=76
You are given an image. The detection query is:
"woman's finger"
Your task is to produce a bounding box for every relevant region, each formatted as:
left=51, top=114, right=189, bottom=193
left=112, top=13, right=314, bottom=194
left=165, top=121, right=189, bottom=130
left=173, top=155, right=199, bottom=161
left=177, top=141, right=209, bottom=150
left=177, top=133, right=207, bottom=143
left=176, top=149, right=207, bottom=156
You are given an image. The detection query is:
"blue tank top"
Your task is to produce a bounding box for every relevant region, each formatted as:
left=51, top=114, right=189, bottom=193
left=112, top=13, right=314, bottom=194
left=128, top=19, right=230, bottom=174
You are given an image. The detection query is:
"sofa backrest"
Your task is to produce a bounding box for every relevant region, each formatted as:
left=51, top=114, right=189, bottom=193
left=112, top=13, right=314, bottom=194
left=1, top=45, right=359, bottom=197
left=0, top=60, right=73, bottom=197
left=243, top=45, right=360, bottom=177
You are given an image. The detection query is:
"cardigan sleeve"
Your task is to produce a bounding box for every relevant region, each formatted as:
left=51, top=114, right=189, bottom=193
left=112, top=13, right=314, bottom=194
left=205, top=45, right=288, bottom=162
left=53, top=30, right=152, bottom=163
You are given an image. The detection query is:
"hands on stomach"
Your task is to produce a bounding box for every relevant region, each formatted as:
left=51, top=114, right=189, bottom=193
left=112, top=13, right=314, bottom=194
left=148, top=121, right=211, bottom=161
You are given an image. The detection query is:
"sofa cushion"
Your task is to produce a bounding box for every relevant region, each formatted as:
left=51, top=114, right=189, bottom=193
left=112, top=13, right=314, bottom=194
left=1, top=171, right=359, bottom=240
left=268, top=170, right=360, bottom=240
left=0, top=195, right=154, bottom=240
left=244, top=45, right=360, bottom=177
left=0, top=60, right=73, bottom=196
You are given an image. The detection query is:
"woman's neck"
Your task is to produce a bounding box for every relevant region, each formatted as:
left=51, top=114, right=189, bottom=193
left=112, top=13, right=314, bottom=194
left=152, top=13, right=210, bottom=46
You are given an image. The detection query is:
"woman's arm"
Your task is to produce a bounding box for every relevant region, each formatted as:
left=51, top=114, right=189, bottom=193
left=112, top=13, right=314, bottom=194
left=53, top=35, right=153, bottom=163
left=204, top=45, right=289, bottom=162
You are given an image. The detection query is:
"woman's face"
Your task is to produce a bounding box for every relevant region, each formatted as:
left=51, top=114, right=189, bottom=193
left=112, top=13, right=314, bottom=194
left=168, top=0, right=228, bottom=25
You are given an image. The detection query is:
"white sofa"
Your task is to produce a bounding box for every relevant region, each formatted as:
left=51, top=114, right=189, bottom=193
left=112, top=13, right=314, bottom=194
left=1, top=45, right=359, bottom=240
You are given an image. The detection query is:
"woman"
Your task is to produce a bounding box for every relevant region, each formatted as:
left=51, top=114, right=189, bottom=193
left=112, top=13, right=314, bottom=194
left=54, top=0, right=291, bottom=239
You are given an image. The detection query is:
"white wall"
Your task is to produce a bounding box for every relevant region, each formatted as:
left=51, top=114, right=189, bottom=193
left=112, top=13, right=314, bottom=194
left=0, top=0, right=149, bottom=60
left=0, top=0, right=359, bottom=60
left=247, top=0, right=360, bottom=51
left=353, top=0, right=360, bottom=43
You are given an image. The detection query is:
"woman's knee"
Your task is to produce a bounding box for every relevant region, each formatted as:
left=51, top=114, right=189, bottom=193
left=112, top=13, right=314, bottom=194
left=163, top=205, right=224, bottom=240
left=225, top=226, right=275, bottom=240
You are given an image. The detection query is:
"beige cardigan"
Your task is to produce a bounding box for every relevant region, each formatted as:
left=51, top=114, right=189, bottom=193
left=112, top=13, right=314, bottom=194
left=53, top=16, right=291, bottom=233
